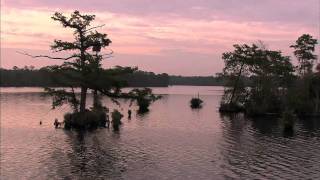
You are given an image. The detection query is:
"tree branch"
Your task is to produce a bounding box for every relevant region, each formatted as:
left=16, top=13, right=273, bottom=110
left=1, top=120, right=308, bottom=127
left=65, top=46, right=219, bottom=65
left=16, top=51, right=79, bottom=60
left=101, top=49, right=114, bottom=59
left=84, top=24, right=105, bottom=32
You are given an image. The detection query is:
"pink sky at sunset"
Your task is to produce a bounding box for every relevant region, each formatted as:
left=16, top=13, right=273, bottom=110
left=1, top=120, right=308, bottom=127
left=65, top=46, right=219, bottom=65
left=1, top=0, right=319, bottom=75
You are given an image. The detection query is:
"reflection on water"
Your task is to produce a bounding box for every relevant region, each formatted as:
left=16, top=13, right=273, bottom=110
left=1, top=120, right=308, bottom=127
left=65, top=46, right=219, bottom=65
left=1, top=86, right=320, bottom=179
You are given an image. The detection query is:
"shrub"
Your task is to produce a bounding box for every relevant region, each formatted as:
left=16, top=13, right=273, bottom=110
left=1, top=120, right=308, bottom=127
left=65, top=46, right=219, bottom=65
left=129, top=88, right=161, bottom=113
left=63, top=110, right=107, bottom=130
left=190, top=97, right=203, bottom=109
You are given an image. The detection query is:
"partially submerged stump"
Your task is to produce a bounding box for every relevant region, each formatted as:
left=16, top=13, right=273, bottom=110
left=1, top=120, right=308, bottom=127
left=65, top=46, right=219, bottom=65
left=282, top=110, right=296, bottom=136
left=111, top=109, right=123, bottom=131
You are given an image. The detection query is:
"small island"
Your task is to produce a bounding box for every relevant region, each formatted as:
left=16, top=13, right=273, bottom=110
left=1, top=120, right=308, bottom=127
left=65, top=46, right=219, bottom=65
left=219, top=35, right=319, bottom=122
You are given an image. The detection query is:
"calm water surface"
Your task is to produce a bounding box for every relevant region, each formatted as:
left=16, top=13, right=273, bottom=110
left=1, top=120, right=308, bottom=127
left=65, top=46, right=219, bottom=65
left=1, top=86, right=320, bottom=179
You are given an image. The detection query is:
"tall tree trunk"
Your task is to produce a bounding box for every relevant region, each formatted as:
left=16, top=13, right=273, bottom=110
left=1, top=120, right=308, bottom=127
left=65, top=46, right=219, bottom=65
left=79, top=31, right=87, bottom=113
left=229, top=63, right=244, bottom=104
left=315, top=90, right=319, bottom=113
left=93, top=89, right=99, bottom=108
left=80, top=86, right=87, bottom=113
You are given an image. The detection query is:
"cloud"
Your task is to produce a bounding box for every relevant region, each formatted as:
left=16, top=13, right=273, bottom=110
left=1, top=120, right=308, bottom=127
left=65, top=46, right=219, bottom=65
left=1, top=0, right=319, bottom=75
left=3, top=0, right=318, bottom=25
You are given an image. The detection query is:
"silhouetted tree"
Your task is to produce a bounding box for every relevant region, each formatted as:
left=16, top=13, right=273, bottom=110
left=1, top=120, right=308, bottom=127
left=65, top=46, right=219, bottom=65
left=20, top=11, right=112, bottom=113
left=51, top=11, right=112, bottom=112
left=245, top=49, right=295, bottom=115
left=220, top=44, right=259, bottom=112
left=220, top=43, right=295, bottom=115
left=290, top=34, right=318, bottom=76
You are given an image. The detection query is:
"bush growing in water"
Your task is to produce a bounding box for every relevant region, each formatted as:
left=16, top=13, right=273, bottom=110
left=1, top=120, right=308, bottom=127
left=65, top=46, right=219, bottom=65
left=111, top=109, right=123, bottom=131
left=190, top=97, right=203, bottom=108
left=129, top=88, right=161, bottom=113
left=64, top=110, right=107, bottom=130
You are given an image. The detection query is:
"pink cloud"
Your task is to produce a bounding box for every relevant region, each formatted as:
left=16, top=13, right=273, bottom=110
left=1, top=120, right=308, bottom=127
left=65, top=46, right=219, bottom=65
left=1, top=0, right=319, bottom=75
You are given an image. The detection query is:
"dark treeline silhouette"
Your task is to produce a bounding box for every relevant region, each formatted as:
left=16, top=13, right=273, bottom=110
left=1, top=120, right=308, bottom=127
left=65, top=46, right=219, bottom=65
left=0, top=66, right=58, bottom=87
left=124, top=71, right=169, bottom=87
left=0, top=67, right=232, bottom=87
left=0, top=67, right=170, bottom=87
left=169, top=75, right=224, bottom=86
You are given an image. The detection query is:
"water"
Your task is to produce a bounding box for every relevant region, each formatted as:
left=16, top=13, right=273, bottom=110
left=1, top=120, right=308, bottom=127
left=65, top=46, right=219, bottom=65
left=1, top=86, right=320, bottom=179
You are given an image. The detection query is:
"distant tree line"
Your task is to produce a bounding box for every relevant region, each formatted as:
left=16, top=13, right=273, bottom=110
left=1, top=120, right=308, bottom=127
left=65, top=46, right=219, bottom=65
left=0, top=66, right=170, bottom=87
left=0, top=66, right=233, bottom=87
left=169, top=76, right=223, bottom=86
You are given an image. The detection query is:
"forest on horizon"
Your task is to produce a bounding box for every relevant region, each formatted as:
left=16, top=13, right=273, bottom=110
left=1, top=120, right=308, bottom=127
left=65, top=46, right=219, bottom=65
left=0, top=66, right=225, bottom=87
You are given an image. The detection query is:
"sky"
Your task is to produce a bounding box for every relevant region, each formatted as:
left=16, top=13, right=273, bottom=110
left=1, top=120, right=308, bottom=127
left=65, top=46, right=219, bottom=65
left=1, top=0, right=319, bottom=75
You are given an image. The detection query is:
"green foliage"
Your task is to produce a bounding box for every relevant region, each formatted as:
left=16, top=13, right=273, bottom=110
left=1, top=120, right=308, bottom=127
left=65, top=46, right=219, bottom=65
left=290, top=34, right=318, bottom=76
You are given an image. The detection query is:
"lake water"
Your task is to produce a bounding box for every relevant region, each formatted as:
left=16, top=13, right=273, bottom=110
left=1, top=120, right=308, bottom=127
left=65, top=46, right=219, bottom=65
left=1, top=86, right=320, bottom=179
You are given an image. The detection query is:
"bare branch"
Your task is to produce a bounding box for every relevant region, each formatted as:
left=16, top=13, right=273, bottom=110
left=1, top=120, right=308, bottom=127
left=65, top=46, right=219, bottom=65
left=16, top=51, right=79, bottom=60
left=101, top=49, right=114, bottom=59
left=84, top=49, right=114, bottom=59
left=84, top=24, right=105, bottom=32
left=102, top=55, right=113, bottom=59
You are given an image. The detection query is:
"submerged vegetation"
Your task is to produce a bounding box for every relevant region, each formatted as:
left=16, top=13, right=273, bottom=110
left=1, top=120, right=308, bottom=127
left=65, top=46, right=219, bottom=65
left=219, top=34, right=319, bottom=119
